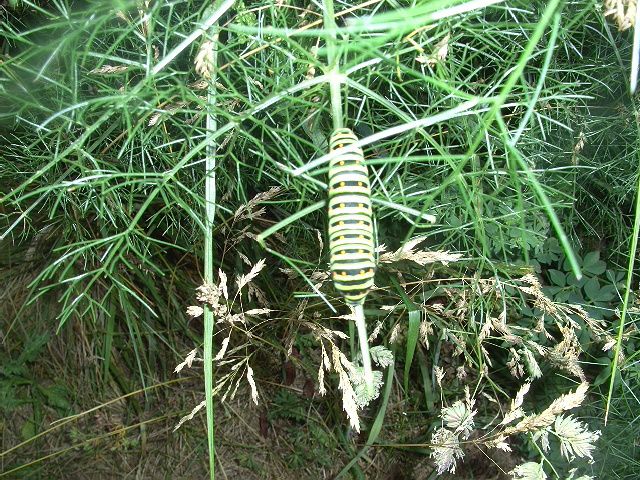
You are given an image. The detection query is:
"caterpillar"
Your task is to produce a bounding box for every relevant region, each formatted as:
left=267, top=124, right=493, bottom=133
left=327, top=127, right=376, bottom=392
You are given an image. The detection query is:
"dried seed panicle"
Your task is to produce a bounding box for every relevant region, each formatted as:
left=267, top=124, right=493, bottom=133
left=174, top=349, right=198, bottom=373
left=604, top=0, right=637, bottom=31
left=236, top=258, right=266, bottom=291
left=379, top=236, right=462, bottom=266
left=195, top=38, right=217, bottom=79
left=90, top=64, right=129, bottom=74
left=233, top=187, right=282, bottom=221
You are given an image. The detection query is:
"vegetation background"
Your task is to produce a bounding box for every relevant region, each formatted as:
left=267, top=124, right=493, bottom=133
left=1, top=0, right=639, bottom=478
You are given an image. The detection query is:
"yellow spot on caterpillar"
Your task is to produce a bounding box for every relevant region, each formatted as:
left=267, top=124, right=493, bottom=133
left=358, top=203, right=364, bottom=208
left=358, top=220, right=364, bottom=225
left=358, top=235, right=364, bottom=239
left=342, top=271, right=347, bottom=276
left=339, top=161, right=345, bottom=166
left=340, top=250, right=345, bottom=255
left=339, top=203, right=345, bottom=208
left=360, top=270, right=365, bottom=275
left=358, top=182, right=363, bottom=187
left=339, top=236, right=345, bottom=240
left=339, top=221, right=345, bottom=226
left=358, top=249, right=364, bottom=254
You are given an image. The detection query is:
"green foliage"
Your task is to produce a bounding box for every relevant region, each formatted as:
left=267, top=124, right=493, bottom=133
left=541, top=246, right=624, bottom=316
left=2, top=0, right=640, bottom=478
left=588, top=369, right=640, bottom=479
left=0, top=333, right=71, bottom=443
left=268, top=389, right=340, bottom=469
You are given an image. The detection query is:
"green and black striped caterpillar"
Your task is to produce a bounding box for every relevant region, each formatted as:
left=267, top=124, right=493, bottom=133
left=328, top=128, right=376, bottom=300
left=327, top=127, right=375, bottom=391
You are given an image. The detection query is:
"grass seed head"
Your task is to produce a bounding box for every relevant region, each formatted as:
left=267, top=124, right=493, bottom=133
left=604, top=0, right=637, bottom=30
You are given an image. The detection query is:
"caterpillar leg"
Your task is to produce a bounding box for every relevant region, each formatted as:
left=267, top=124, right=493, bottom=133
left=352, top=303, right=374, bottom=396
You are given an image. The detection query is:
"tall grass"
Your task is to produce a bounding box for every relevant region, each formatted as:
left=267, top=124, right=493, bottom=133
left=1, top=0, right=639, bottom=478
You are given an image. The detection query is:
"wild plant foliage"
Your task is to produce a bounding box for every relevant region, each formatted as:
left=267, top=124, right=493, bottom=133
left=2, top=0, right=639, bottom=478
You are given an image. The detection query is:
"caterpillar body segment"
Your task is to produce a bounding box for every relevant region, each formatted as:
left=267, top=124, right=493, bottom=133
left=328, top=128, right=376, bottom=305
left=327, top=127, right=376, bottom=395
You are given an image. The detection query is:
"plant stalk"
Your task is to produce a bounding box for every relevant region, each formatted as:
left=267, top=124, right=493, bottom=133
left=323, top=0, right=343, bottom=130
left=203, top=27, right=220, bottom=480
left=353, top=303, right=374, bottom=395
left=604, top=111, right=640, bottom=423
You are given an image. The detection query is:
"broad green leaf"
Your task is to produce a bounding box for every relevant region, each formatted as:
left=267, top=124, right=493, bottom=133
left=39, top=384, right=71, bottom=411
left=20, top=417, right=36, bottom=441
left=548, top=269, right=566, bottom=287
left=568, top=292, right=585, bottom=304
left=591, top=357, right=611, bottom=387
left=544, top=286, right=563, bottom=297
left=582, top=251, right=600, bottom=268
left=583, top=251, right=606, bottom=275
left=584, top=277, right=600, bottom=301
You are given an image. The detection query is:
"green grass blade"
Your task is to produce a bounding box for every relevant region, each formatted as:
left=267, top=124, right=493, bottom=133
left=604, top=142, right=640, bottom=423
left=371, top=197, right=436, bottom=224
left=404, top=310, right=420, bottom=395
left=200, top=6, right=232, bottom=477
left=417, top=347, right=436, bottom=412
left=391, top=277, right=420, bottom=394
left=345, top=0, right=505, bottom=34
left=510, top=13, right=561, bottom=145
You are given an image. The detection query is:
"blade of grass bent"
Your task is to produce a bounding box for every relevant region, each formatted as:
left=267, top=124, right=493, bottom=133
left=292, top=99, right=480, bottom=176
left=346, top=0, right=505, bottom=33
left=405, top=310, right=420, bottom=394
left=401, top=0, right=582, bottom=281
left=510, top=13, right=561, bottom=146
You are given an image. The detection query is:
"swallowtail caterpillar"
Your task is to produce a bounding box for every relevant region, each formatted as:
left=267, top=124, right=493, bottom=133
left=327, top=127, right=376, bottom=393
